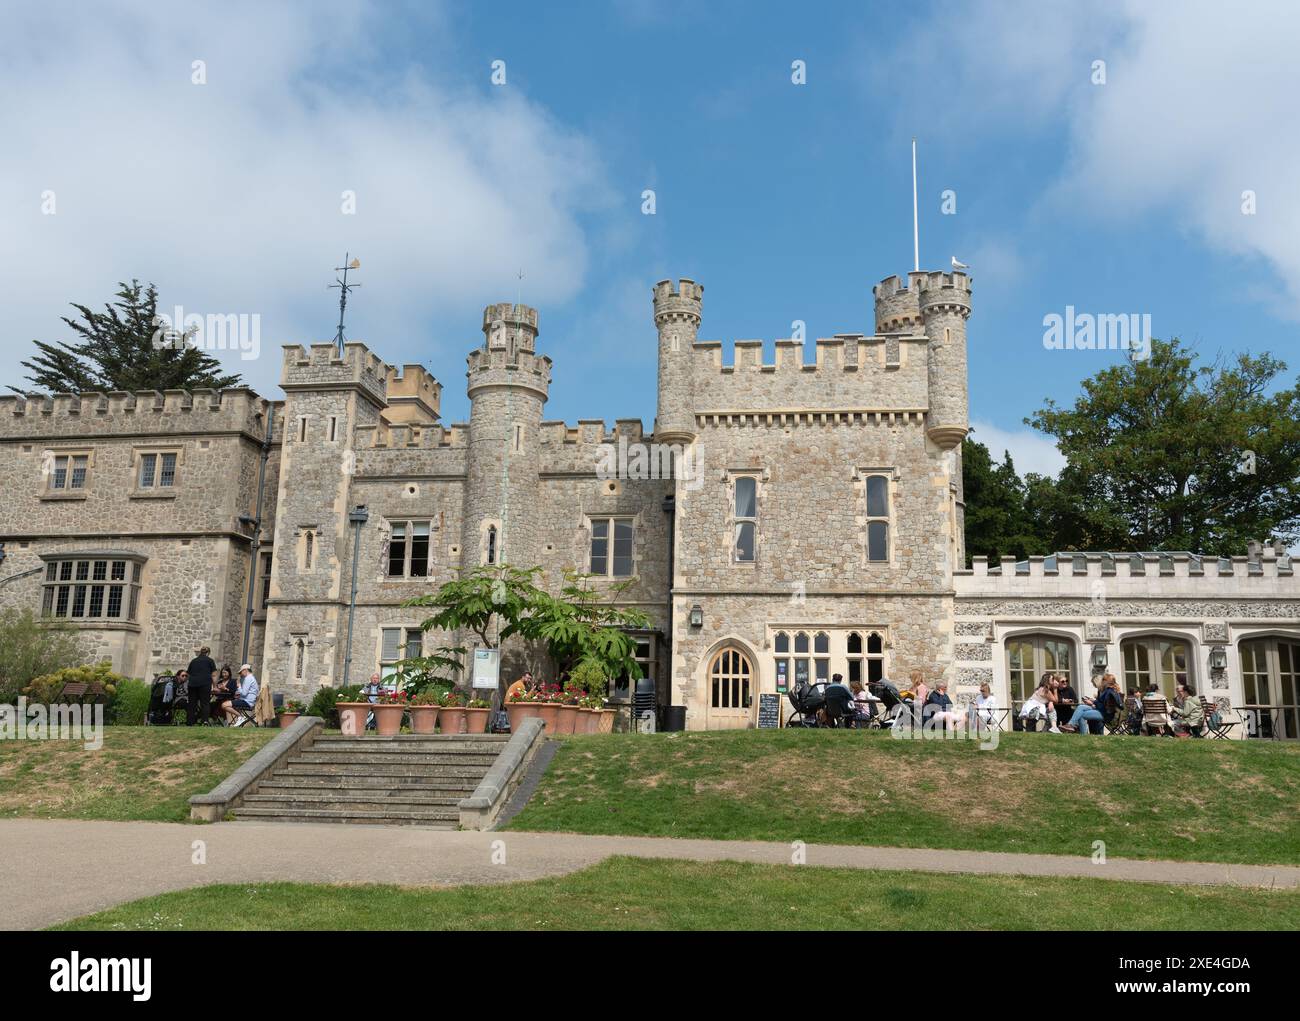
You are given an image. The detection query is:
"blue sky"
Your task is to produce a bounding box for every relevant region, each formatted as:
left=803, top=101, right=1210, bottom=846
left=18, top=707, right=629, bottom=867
left=2, top=0, right=1297, bottom=475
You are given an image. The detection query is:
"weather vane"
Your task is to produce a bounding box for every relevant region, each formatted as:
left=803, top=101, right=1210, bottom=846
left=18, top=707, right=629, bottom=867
left=330, top=253, right=361, bottom=357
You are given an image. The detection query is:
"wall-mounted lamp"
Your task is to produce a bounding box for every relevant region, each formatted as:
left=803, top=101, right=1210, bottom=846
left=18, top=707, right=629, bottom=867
left=688, top=604, right=703, bottom=628
left=1209, top=645, right=1227, bottom=674
left=1091, top=645, right=1108, bottom=672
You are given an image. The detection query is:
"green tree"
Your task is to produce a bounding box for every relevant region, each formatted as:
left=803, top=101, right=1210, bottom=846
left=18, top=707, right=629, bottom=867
left=13, top=280, right=241, bottom=396
left=0, top=608, right=80, bottom=703
left=1027, top=338, right=1300, bottom=554
left=961, top=438, right=1040, bottom=565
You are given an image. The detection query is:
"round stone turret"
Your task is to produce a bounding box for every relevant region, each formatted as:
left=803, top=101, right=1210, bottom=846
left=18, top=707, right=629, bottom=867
left=918, top=271, right=971, bottom=451
left=653, top=278, right=702, bottom=443
left=873, top=275, right=923, bottom=334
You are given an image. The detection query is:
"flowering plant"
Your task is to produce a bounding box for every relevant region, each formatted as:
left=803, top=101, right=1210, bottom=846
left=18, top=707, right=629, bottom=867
left=411, top=690, right=442, bottom=706
left=439, top=689, right=466, bottom=708
left=507, top=686, right=536, bottom=703
left=537, top=683, right=563, bottom=703
left=277, top=699, right=306, bottom=715
left=468, top=698, right=491, bottom=709
left=376, top=690, right=408, bottom=705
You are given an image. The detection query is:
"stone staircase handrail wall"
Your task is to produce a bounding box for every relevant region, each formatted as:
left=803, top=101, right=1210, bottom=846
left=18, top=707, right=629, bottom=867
left=189, top=716, right=324, bottom=822
left=458, top=717, right=547, bottom=830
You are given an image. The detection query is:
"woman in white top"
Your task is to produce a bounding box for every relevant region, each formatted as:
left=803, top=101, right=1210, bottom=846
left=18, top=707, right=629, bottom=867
left=970, top=681, right=998, bottom=729
left=1018, top=672, right=1061, bottom=733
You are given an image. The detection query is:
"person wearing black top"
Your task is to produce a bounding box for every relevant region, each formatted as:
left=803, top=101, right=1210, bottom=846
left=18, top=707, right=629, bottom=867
left=186, top=646, right=217, bottom=725
left=210, top=665, right=238, bottom=721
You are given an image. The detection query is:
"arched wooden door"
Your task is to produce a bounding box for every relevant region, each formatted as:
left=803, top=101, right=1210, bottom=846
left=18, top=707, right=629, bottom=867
left=706, top=647, right=754, bottom=729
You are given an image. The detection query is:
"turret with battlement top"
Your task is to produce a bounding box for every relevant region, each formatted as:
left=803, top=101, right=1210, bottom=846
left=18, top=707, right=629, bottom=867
left=654, top=278, right=702, bottom=444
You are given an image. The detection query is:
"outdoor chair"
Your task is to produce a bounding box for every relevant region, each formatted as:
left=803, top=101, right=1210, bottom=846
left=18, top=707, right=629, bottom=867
left=1200, top=697, right=1239, bottom=740
left=1140, top=698, right=1171, bottom=736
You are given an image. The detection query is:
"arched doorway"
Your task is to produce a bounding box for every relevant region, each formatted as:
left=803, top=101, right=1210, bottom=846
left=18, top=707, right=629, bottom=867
left=707, top=646, right=754, bottom=729
left=1121, top=634, right=1193, bottom=699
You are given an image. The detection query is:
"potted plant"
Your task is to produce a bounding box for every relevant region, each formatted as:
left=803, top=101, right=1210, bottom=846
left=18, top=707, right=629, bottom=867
left=555, top=687, right=582, bottom=736
left=567, top=661, right=608, bottom=735
left=439, top=689, right=467, bottom=735
left=335, top=696, right=371, bottom=737
left=372, top=689, right=408, bottom=736
left=465, top=698, right=492, bottom=734
left=408, top=690, right=441, bottom=734
left=277, top=699, right=305, bottom=728
left=505, top=685, right=537, bottom=732
left=534, top=682, right=561, bottom=735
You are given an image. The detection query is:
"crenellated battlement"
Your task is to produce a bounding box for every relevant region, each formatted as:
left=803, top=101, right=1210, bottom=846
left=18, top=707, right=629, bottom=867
left=355, top=420, right=469, bottom=450
left=957, top=550, right=1295, bottom=598
left=281, top=342, right=389, bottom=405
left=384, top=363, right=441, bottom=425
left=465, top=346, right=552, bottom=398
left=685, top=333, right=930, bottom=413
left=653, top=278, right=703, bottom=327
left=0, top=386, right=279, bottom=440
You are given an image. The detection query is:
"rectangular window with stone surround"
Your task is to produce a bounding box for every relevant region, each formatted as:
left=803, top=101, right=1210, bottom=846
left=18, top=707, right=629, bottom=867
left=732, top=475, right=758, bottom=563
left=380, top=627, right=424, bottom=680
left=45, top=452, right=90, bottom=493
left=589, top=518, right=634, bottom=577
left=40, top=555, right=143, bottom=623
left=387, top=520, right=432, bottom=578
left=135, top=450, right=180, bottom=490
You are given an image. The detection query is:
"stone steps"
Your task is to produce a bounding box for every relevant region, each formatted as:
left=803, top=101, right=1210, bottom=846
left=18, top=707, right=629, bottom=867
left=235, top=734, right=503, bottom=827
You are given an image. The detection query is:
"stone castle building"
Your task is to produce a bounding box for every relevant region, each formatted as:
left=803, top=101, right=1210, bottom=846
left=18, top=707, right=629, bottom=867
left=1, top=270, right=1297, bottom=736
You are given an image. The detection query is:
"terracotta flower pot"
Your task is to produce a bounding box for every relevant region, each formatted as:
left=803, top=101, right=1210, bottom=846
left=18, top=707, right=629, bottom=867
left=505, top=702, right=534, bottom=732
left=583, top=708, right=601, bottom=733
left=278, top=712, right=300, bottom=729
left=535, top=702, right=559, bottom=735
left=372, top=703, right=405, bottom=736
left=465, top=707, right=490, bottom=734
left=439, top=707, right=467, bottom=734
left=409, top=704, right=439, bottom=734
left=336, top=702, right=370, bottom=737
left=556, top=704, right=580, bottom=735
left=598, top=708, right=616, bottom=734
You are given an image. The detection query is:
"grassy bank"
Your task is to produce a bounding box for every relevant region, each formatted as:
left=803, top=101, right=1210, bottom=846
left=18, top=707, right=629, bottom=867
left=506, top=730, right=1300, bottom=865
left=51, top=856, right=1298, bottom=930
left=0, top=726, right=275, bottom=822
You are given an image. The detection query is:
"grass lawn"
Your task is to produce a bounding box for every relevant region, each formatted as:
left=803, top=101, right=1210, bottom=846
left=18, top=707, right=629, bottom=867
left=0, top=726, right=275, bottom=822
left=506, top=730, right=1300, bottom=866
left=51, top=856, right=1299, bottom=930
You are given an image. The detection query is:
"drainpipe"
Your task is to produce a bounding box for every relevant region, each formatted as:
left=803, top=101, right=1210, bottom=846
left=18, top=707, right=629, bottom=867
left=661, top=493, right=675, bottom=723
left=240, top=409, right=275, bottom=665
left=341, top=504, right=369, bottom=688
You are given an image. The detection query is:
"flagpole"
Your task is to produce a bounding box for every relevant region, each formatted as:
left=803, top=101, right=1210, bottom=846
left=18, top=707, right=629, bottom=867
left=912, top=137, right=919, bottom=272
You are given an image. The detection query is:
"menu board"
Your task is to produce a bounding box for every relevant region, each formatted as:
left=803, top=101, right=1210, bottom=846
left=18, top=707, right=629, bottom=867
left=757, top=692, right=781, bottom=729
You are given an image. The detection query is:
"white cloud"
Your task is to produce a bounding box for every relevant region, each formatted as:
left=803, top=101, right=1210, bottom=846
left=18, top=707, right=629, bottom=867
left=878, top=0, right=1300, bottom=316
left=0, top=1, right=614, bottom=397
left=970, top=419, right=1065, bottom=478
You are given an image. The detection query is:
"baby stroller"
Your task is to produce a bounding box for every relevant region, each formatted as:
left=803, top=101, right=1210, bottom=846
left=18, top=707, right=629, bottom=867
left=787, top=679, right=860, bottom=728
left=869, top=680, right=918, bottom=731
left=146, top=674, right=182, bottom=726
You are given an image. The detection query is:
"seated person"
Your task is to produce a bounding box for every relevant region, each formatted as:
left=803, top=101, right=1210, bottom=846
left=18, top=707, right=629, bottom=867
left=925, top=680, right=966, bottom=729
left=1055, top=677, right=1078, bottom=713
left=969, top=681, right=998, bottom=729
left=1019, top=673, right=1061, bottom=732
left=1170, top=683, right=1205, bottom=737
left=1060, top=695, right=1104, bottom=734
left=847, top=678, right=875, bottom=723
left=210, top=665, right=238, bottom=718
left=1092, top=676, right=1124, bottom=730
left=223, top=664, right=260, bottom=727
left=1141, top=683, right=1172, bottom=735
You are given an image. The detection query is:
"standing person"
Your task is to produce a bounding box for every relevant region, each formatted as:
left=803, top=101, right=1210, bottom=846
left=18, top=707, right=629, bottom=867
left=224, top=664, right=260, bottom=727
left=185, top=646, right=217, bottom=726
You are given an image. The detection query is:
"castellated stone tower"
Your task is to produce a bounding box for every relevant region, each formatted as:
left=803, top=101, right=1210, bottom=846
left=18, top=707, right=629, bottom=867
left=461, top=303, right=552, bottom=571
left=263, top=343, right=388, bottom=689
left=653, top=278, right=703, bottom=443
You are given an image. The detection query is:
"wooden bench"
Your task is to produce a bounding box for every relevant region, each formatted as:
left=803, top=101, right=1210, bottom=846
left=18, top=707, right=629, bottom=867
left=56, top=681, right=108, bottom=705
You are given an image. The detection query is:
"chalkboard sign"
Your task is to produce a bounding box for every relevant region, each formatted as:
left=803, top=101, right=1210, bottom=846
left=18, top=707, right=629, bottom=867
left=757, top=692, right=781, bottom=729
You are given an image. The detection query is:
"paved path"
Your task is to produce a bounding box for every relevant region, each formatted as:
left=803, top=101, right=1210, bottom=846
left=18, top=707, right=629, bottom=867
left=2, top=818, right=1296, bottom=930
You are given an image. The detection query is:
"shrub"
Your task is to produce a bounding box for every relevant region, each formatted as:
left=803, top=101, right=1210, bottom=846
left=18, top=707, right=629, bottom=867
left=108, top=678, right=152, bottom=725
left=0, top=608, right=80, bottom=704
left=306, top=684, right=363, bottom=727
left=23, top=662, right=130, bottom=706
